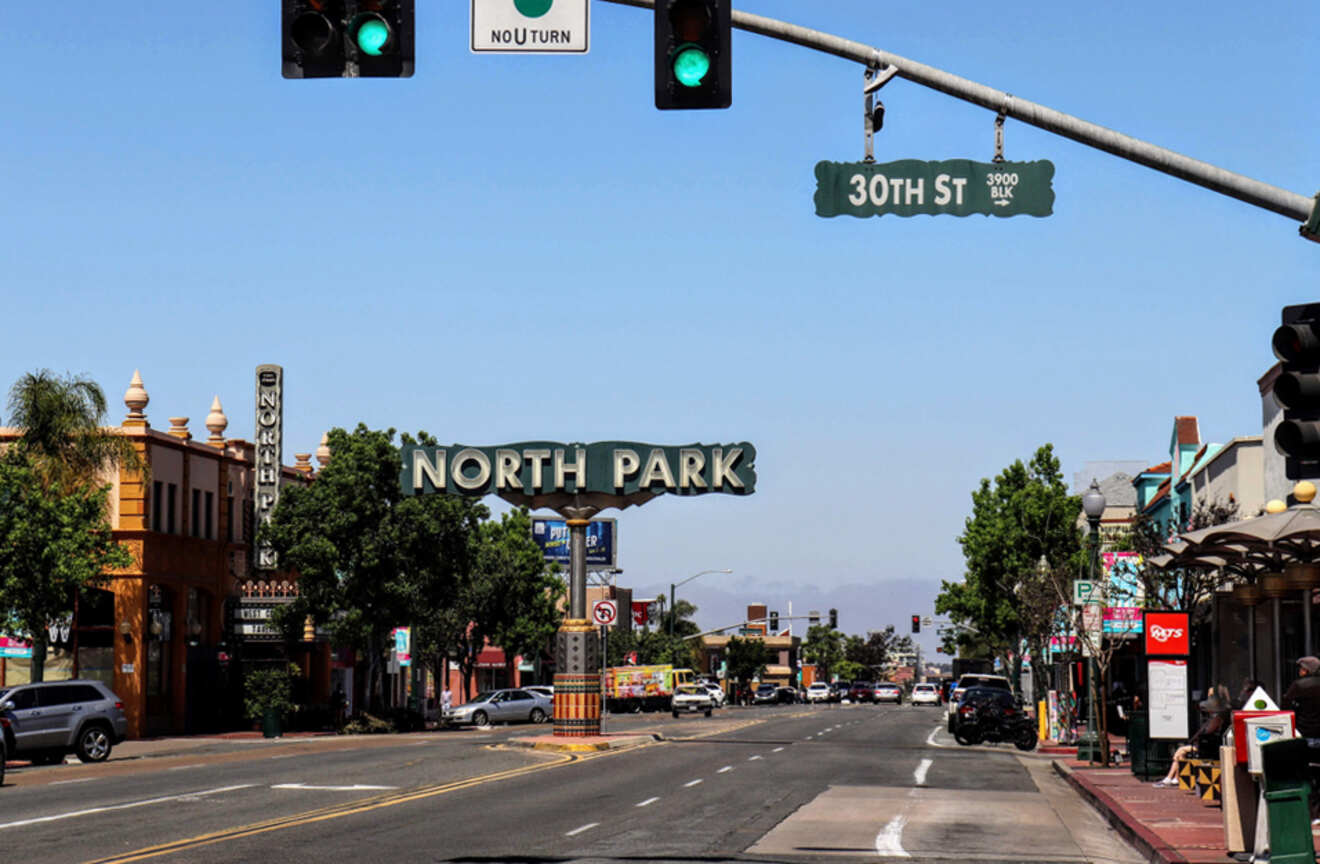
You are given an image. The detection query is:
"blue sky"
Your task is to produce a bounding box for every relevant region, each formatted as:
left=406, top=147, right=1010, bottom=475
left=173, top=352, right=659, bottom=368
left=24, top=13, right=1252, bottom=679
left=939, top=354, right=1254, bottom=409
left=1, top=1, right=1316, bottom=657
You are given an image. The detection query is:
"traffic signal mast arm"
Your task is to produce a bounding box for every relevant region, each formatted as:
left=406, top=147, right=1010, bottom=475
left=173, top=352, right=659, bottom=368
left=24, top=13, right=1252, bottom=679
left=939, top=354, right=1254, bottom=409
left=607, top=0, right=1316, bottom=230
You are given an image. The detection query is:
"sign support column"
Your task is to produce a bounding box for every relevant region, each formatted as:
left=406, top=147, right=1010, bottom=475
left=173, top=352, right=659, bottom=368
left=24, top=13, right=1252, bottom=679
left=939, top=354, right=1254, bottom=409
left=553, top=513, right=601, bottom=736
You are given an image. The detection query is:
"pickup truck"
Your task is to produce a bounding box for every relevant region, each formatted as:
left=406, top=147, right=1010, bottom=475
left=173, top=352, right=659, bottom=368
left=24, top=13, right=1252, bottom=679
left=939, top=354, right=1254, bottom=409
left=671, top=684, right=715, bottom=718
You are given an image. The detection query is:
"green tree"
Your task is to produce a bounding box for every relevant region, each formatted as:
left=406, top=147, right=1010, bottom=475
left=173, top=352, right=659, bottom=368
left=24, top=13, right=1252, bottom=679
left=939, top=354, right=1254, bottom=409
left=935, top=444, right=1082, bottom=678
left=1124, top=498, right=1240, bottom=620
left=263, top=425, right=485, bottom=712
left=724, top=635, right=772, bottom=699
left=0, top=450, right=130, bottom=680
left=844, top=626, right=913, bottom=678
left=801, top=624, right=845, bottom=680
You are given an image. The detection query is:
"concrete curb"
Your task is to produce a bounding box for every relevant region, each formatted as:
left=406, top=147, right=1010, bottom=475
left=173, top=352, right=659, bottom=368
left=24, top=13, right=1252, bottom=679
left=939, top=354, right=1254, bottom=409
left=1052, top=759, right=1186, bottom=864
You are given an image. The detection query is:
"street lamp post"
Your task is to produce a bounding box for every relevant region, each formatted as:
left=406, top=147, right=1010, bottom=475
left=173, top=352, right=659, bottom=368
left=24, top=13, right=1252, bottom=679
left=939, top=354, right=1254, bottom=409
left=669, top=569, right=733, bottom=637
left=1079, top=479, right=1106, bottom=764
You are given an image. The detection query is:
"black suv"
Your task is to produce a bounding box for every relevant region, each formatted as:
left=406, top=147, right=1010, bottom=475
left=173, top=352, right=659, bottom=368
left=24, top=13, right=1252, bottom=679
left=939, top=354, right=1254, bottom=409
left=0, top=680, right=129, bottom=764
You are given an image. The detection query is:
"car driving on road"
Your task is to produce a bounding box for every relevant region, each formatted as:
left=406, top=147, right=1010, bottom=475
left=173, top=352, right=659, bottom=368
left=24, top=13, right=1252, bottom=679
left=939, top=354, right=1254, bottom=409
left=671, top=685, right=715, bottom=718
left=911, top=682, right=940, bottom=706
left=848, top=681, right=875, bottom=703
left=873, top=683, right=903, bottom=704
left=806, top=682, right=831, bottom=703
left=0, top=679, right=128, bottom=764
left=444, top=688, right=552, bottom=727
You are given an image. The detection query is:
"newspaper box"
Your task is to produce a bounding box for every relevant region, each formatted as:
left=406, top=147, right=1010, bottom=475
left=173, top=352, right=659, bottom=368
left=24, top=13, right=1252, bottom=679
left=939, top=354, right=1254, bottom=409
left=1243, top=713, right=1296, bottom=774
left=1234, top=710, right=1295, bottom=765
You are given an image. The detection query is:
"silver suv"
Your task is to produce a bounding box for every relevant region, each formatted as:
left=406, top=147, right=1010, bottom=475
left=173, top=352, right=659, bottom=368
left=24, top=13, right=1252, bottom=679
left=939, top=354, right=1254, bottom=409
left=0, top=679, right=128, bottom=764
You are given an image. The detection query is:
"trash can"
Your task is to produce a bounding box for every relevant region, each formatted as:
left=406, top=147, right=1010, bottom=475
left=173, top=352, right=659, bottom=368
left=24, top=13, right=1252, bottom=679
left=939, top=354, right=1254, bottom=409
left=1259, top=737, right=1315, bottom=864
left=262, top=707, right=282, bottom=739
left=1128, top=710, right=1172, bottom=779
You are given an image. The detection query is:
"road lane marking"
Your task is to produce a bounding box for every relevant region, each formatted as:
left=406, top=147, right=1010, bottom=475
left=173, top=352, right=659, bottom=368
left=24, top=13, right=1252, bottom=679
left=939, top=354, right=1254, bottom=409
left=718, top=766, right=732, bottom=773
left=772, top=747, right=784, bottom=752
left=167, top=764, right=204, bottom=771
left=874, top=814, right=910, bottom=858
left=748, top=755, right=763, bottom=761
left=565, top=822, right=599, bottom=836
left=913, top=758, right=932, bottom=786
left=271, top=784, right=398, bottom=791
left=50, top=777, right=95, bottom=786
left=635, top=797, right=660, bottom=807
left=0, top=785, right=256, bottom=830
left=684, top=779, right=703, bottom=787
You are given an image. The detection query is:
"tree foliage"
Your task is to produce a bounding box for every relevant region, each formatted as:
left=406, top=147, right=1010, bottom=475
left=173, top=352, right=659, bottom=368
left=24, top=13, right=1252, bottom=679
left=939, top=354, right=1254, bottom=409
left=724, top=635, right=772, bottom=690
left=935, top=444, right=1082, bottom=667
left=843, top=627, right=913, bottom=677
left=0, top=450, right=130, bottom=680
left=263, top=425, right=485, bottom=711
left=1123, top=497, right=1240, bottom=618
left=801, top=625, right=845, bottom=679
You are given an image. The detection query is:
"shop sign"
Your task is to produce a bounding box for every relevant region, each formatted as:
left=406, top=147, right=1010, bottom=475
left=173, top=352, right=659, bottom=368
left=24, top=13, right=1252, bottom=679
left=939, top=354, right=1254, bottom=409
left=0, top=635, right=32, bottom=659
left=401, top=441, right=756, bottom=498
left=1103, top=606, right=1143, bottom=636
left=254, top=364, right=283, bottom=570
left=1144, top=611, right=1189, bottom=656
left=393, top=627, right=411, bottom=667
left=532, top=517, right=615, bottom=566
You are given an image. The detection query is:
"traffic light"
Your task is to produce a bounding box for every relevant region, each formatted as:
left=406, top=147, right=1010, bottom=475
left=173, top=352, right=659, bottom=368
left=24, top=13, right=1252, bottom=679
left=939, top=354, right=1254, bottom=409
left=829, top=608, right=838, bottom=629
left=769, top=611, right=778, bottom=632
left=911, top=615, right=920, bottom=634
left=283, top=0, right=414, bottom=79
left=1273, top=303, right=1320, bottom=479
left=654, top=0, right=731, bottom=110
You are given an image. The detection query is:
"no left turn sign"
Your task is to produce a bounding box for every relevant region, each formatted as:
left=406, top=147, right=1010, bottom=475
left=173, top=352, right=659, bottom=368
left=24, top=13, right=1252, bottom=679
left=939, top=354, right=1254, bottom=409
left=592, top=599, right=617, bottom=626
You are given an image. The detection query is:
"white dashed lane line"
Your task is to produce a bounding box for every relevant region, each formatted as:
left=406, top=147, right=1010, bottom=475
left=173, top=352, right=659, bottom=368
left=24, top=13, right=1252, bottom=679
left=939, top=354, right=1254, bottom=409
left=684, top=779, right=703, bottom=787
left=772, top=746, right=784, bottom=752
left=636, top=796, right=660, bottom=807
left=565, top=822, right=599, bottom=837
left=914, top=758, right=932, bottom=786
left=718, top=766, right=733, bottom=773
left=748, top=755, right=763, bottom=761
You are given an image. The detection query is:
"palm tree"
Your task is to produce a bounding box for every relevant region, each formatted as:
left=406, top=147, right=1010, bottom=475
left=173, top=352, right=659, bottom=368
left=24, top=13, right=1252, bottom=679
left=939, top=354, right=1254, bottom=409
left=6, top=370, right=144, bottom=491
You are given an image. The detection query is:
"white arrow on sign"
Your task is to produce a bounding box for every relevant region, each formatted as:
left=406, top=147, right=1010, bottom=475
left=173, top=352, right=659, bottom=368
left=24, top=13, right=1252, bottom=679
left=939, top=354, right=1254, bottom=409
left=592, top=599, right=617, bottom=626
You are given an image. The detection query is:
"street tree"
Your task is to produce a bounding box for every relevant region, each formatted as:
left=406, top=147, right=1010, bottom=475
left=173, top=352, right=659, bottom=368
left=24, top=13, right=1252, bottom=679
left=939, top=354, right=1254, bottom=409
left=1124, top=498, right=1241, bottom=620
left=0, top=450, right=130, bottom=680
left=263, top=425, right=485, bottom=712
left=724, top=635, right=773, bottom=700
left=801, top=624, right=846, bottom=680
left=1, top=371, right=141, bottom=680
left=936, top=444, right=1082, bottom=678
left=843, top=627, right=914, bottom=678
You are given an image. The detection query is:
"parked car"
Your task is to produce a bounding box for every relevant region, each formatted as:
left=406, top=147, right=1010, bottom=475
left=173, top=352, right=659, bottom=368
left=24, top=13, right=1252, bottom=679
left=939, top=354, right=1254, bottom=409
left=671, top=685, right=715, bottom=718
left=806, top=682, right=832, bottom=703
left=775, top=686, right=798, bottom=704
left=829, top=681, right=851, bottom=703
left=444, top=688, right=552, bottom=727
left=911, top=682, right=941, bottom=706
left=0, top=679, right=128, bottom=764
left=752, top=683, right=779, bottom=705
left=947, top=674, right=1012, bottom=731
left=849, top=681, right=875, bottom=703
left=873, top=683, right=903, bottom=704
left=524, top=685, right=554, bottom=700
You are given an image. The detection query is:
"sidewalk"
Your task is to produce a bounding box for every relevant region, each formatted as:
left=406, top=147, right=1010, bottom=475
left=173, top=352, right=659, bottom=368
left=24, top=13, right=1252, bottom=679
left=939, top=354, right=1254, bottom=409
left=4, top=729, right=343, bottom=767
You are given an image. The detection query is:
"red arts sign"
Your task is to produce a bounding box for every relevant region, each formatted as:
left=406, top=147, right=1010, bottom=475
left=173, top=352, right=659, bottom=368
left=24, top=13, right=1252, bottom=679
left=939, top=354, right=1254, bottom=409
left=1144, top=611, right=1190, bottom=656
left=631, top=602, right=649, bottom=627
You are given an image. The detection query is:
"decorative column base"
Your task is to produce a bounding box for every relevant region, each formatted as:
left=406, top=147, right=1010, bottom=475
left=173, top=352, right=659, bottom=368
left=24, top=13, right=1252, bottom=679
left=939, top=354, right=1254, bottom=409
left=553, top=619, right=601, bottom=736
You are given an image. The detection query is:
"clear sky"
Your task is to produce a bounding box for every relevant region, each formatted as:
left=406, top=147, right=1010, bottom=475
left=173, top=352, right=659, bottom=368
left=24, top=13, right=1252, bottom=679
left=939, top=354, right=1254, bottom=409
left=2, top=2, right=1316, bottom=659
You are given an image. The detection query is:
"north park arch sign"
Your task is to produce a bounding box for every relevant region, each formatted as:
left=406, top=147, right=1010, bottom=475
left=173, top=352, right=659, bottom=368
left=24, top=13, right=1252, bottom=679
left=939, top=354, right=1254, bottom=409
left=398, top=440, right=756, bottom=737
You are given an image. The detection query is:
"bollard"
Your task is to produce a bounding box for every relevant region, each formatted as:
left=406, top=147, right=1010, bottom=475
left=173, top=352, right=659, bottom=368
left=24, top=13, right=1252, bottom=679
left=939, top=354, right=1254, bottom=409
left=1259, top=737, right=1316, bottom=864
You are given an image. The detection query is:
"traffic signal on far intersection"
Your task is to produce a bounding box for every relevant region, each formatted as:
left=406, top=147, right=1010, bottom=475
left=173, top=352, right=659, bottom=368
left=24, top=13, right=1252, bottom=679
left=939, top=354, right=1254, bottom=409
left=829, top=609, right=838, bottom=629
left=283, top=1, right=414, bottom=79
left=1273, top=303, right=1320, bottom=479
left=654, top=0, right=731, bottom=109
left=911, top=615, right=920, bottom=634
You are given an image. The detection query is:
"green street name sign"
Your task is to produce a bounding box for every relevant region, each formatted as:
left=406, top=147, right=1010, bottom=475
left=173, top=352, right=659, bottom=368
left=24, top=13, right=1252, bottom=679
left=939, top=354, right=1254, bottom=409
left=814, top=158, right=1055, bottom=219
left=400, top=441, right=756, bottom=498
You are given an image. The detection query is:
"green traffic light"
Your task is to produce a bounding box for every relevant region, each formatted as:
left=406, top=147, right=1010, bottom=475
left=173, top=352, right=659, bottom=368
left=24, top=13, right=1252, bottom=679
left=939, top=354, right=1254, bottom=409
left=671, top=44, right=711, bottom=88
left=356, top=19, right=391, bottom=56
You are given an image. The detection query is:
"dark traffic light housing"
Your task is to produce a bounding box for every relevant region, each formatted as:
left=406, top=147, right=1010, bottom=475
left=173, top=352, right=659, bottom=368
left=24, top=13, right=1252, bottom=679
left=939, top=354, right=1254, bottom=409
left=654, top=0, right=731, bottom=110
left=283, top=0, right=414, bottom=79
left=829, top=608, right=838, bottom=629
left=911, top=615, right=920, bottom=634
left=769, top=611, right=779, bottom=632
left=1273, top=303, right=1320, bottom=479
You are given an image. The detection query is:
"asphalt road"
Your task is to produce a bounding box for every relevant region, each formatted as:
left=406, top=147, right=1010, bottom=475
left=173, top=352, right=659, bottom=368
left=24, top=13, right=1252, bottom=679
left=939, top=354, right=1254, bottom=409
left=3, top=703, right=1142, bottom=864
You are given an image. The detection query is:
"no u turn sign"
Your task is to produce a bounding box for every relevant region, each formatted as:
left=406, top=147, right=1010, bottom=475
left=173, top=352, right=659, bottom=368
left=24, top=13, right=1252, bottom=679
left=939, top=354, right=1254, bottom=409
left=471, top=0, right=589, bottom=54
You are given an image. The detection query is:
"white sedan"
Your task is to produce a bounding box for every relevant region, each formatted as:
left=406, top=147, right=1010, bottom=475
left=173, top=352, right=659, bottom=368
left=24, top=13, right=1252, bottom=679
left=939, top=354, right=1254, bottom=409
left=806, top=682, right=832, bottom=703
left=911, top=683, right=940, bottom=706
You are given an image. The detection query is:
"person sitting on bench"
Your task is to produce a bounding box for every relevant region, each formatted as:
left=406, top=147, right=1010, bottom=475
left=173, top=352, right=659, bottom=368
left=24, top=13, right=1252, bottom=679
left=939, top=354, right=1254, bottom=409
left=1153, top=686, right=1230, bottom=789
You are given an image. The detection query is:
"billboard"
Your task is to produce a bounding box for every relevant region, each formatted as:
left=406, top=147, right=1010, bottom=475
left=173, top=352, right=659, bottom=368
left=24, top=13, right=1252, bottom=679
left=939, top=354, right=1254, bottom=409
left=530, top=517, right=616, bottom=567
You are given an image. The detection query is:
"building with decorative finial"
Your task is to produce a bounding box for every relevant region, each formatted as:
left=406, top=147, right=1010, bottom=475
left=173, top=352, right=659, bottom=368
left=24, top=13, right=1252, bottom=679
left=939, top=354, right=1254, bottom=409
left=0, top=370, right=327, bottom=738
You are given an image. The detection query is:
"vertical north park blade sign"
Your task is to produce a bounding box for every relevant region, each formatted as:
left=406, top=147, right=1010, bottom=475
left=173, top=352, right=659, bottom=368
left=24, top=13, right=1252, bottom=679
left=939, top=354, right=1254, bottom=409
left=815, top=159, right=1055, bottom=219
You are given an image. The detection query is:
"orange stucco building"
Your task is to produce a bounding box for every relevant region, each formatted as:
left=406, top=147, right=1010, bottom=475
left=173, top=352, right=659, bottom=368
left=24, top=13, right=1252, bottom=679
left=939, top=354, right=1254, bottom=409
left=0, top=371, right=329, bottom=737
